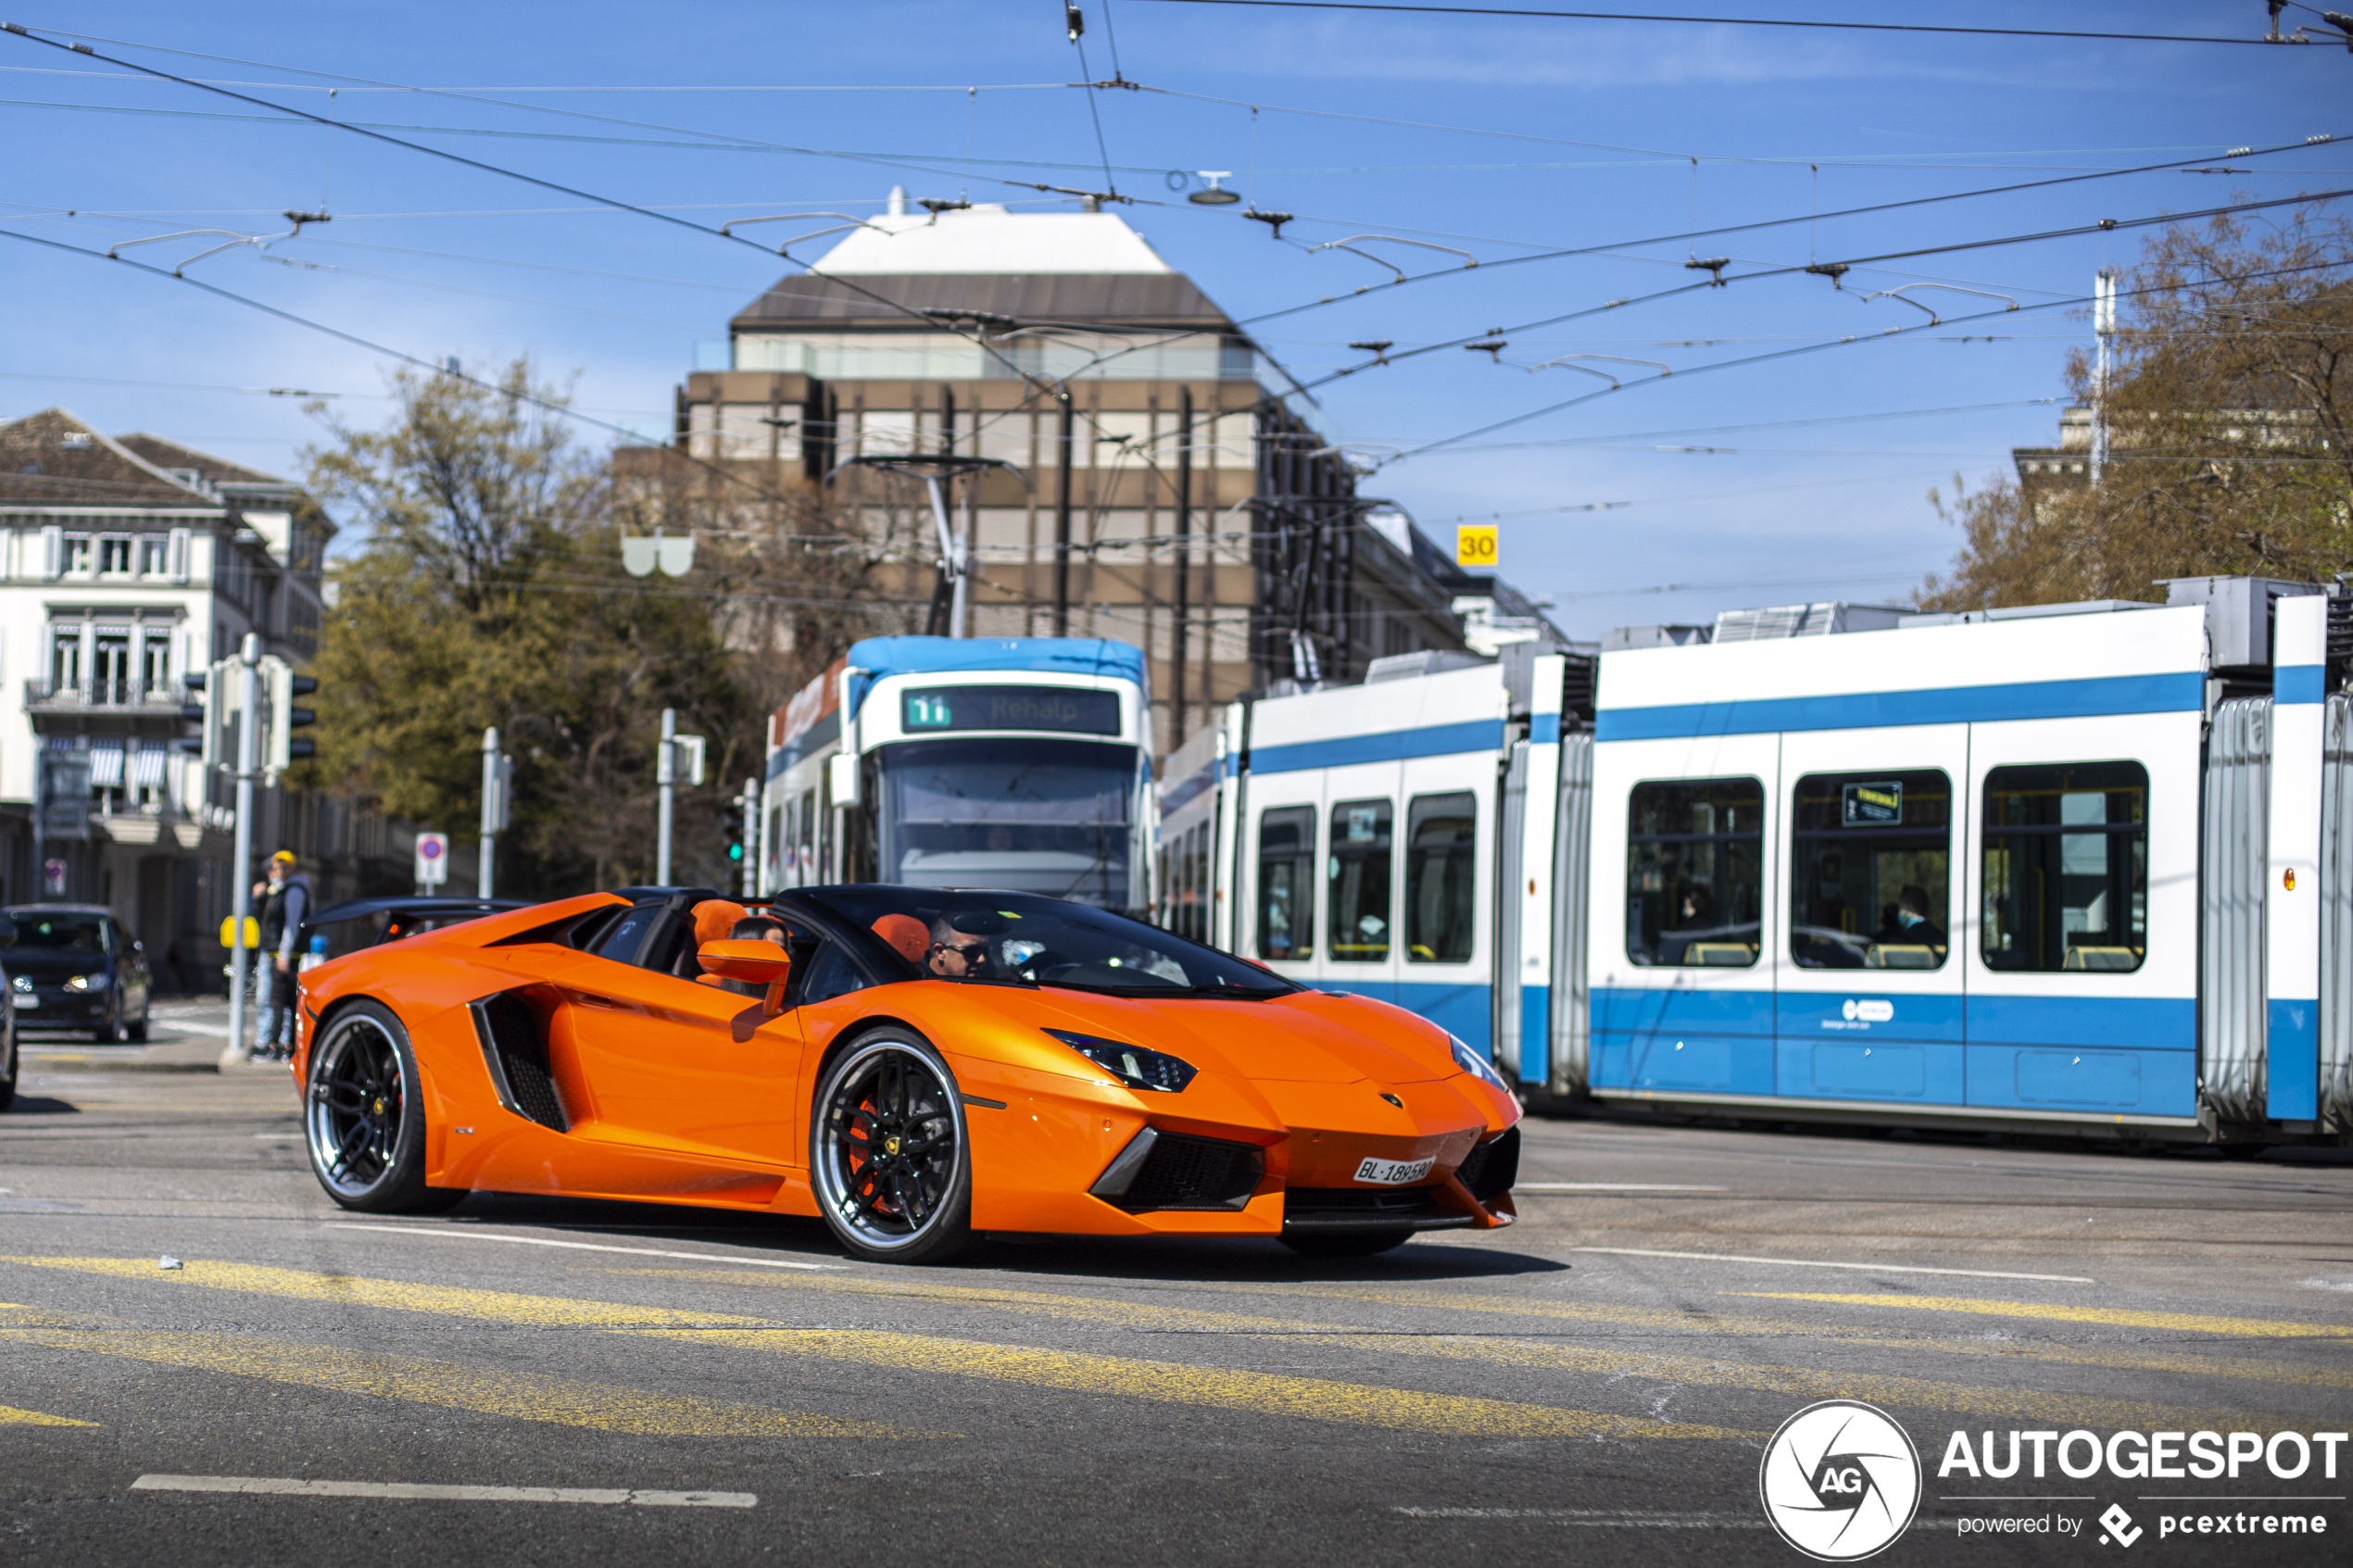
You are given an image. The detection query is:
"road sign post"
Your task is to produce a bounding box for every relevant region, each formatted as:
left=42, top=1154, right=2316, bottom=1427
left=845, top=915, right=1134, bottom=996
left=224, top=633, right=261, bottom=1064
left=414, top=831, right=449, bottom=892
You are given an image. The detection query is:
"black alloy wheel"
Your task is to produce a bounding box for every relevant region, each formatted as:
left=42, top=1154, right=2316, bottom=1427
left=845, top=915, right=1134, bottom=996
left=811, top=1028, right=975, bottom=1264
left=0, top=1010, right=17, bottom=1112
left=1280, top=1227, right=1416, bottom=1258
left=303, top=1000, right=463, bottom=1213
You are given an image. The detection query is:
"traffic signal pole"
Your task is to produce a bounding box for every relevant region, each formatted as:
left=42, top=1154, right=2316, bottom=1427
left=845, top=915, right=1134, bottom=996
left=224, top=633, right=260, bottom=1063
left=656, top=707, right=676, bottom=886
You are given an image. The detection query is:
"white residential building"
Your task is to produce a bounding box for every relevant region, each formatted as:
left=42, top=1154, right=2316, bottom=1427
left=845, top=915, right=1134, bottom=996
left=0, top=407, right=331, bottom=985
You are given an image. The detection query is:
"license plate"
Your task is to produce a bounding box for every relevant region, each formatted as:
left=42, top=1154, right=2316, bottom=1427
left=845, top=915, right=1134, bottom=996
left=14, top=997, right=34, bottom=1009
left=1354, top=1155, right=1435, bottom=1185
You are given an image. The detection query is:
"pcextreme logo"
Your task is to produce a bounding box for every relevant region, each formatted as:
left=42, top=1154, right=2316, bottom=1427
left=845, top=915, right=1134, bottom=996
left=1760, top=1399, right=1923, bottom=1561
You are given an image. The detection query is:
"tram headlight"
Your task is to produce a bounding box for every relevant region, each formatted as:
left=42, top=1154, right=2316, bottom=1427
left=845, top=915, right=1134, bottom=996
left=1043, top=1028, right=1197, bottom=1093
left=1450, top=1033, right=1513, bottom=1093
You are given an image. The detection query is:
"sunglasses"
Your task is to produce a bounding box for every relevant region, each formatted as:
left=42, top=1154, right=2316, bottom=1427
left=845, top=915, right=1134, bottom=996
left=929, top=939, right=988, bottom=960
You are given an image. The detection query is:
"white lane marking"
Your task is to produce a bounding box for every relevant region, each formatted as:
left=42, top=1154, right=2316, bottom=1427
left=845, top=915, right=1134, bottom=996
left=1516, top=1183, right=1728, bottom=1192
left=1567, top=1246, right=2093, bottom=1284
left=1395, top=1507, right=1767, bottom=1528
left=132, top=1475, right=753, bottom=1507
left=322, top=1223, right=841, bottom=1271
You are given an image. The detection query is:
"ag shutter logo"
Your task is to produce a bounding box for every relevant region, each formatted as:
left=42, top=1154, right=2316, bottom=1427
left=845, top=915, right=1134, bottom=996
left=1760, top=1400, right=1922, bottom=1561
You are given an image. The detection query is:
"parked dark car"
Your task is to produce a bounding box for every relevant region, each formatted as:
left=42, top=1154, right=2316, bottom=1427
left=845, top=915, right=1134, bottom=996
left=0, top=913, right=19, bottom=1110
left=300, top=896, right=528, bottom=960
left=3, top=905, right=152, bottom=1042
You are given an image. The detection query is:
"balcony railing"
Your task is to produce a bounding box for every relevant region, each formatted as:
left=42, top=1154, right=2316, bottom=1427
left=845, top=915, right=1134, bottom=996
left=23, top=678, right=184, bottom=712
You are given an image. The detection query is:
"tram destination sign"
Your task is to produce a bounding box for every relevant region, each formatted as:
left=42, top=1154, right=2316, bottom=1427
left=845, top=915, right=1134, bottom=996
left=903, top=684, right=1120, bottom=736
left=1843, top=781, right=1904, bottom=826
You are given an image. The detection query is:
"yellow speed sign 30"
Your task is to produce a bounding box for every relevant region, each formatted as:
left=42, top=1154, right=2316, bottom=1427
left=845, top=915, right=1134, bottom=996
left=1455, top=524, right=1497, bottom=567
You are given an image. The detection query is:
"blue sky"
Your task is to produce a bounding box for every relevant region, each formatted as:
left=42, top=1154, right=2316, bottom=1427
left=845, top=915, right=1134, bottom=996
left=2, top=2, right=2343, bottom=639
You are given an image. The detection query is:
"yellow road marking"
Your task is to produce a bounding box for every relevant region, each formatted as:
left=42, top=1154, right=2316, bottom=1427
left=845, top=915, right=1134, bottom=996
left=1731, top=1293, right=2353, bottom=1340
left=0, top=1403, right=96, bottom=1426
left=635, top=1326, right=1743, bottom=1440
left=658, top=1270, right=2353, bottom=1396
left=0, top=1328, right=922, bottom=1439
left=1, top=1257, right=739, bottom=1330
left=1, top=1257, right=1740, bottom=1441
left=1300, top=1336, right=2310, bottom=1436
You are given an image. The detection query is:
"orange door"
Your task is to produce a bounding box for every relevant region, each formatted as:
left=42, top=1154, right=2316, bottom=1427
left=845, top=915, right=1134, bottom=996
left=555, top=958, right=806, bottom=1173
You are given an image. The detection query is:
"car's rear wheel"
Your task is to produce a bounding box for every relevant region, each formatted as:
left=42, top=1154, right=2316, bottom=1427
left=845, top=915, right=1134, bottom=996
left=304, top=1000, right=465, bottom=1213
left=1281, top=1227, right=1416, bottom=1258
left=811, top=1028, right=975, bottom=1265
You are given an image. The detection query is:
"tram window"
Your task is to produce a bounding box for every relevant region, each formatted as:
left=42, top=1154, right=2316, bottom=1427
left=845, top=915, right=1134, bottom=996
left=1256, top=807, right=1316, bottom=961
left=1790, top=770, right=1952, bottom=970
left=1625, top=778, right=1763, bottom=968
left=1405, top=792, right=1477, bottom=963
left=1982, top=761, right=2147, bottom=973
left=1328, top=797, right=1394, bottom=963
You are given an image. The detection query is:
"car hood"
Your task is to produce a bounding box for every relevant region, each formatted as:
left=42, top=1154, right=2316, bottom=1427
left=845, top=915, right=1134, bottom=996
left=1013, top=985, right=1456, bottom=1085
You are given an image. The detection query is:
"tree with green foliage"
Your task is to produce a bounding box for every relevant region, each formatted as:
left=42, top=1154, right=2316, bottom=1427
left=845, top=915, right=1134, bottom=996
left=1921, top=203, right=2350, bottom=608
left=301, top=361, right=754, bottom=894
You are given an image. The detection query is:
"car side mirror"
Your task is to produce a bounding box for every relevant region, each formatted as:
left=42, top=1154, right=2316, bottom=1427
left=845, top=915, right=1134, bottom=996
left=698, top=939, right=792, bottom=1042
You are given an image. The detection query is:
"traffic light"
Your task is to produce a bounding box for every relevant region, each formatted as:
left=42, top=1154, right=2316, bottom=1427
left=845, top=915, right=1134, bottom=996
left=723, top=796, right=748, bottom=864
left=177, top=671, right=211, bottom=759
left=262, top=657, right=319, bottom=777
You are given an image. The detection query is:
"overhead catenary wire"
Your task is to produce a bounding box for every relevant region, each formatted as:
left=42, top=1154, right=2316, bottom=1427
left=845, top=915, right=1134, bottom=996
left=1121, top=0, right=2323, bottom=47
left=1394, top=252, right=2353, bottom=460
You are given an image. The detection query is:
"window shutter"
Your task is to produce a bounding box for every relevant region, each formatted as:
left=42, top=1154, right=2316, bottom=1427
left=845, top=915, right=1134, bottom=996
left=169, top=526, right=192, bottom=583
left=40, top=524, right=63, bottom=580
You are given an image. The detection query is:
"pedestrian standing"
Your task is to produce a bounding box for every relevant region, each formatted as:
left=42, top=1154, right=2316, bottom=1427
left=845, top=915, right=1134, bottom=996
left=252, top=851, right=312, bottom=1060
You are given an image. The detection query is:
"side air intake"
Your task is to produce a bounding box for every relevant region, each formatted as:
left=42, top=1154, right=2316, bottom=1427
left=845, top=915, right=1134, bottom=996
left=470, top=991, right=568, bottom=1132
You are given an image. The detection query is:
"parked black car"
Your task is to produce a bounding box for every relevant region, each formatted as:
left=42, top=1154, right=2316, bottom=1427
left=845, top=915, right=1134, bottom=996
left=0, top=913, right=19, bottom=1110
left=3, top=905, right=152, bottom=1042
left=301, top=896, right=528, bottom=960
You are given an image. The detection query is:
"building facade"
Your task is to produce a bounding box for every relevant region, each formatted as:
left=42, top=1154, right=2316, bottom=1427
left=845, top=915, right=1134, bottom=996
left=619, top=195, right=1561, bottom=756
left=0, top=408, right=398, bottom=988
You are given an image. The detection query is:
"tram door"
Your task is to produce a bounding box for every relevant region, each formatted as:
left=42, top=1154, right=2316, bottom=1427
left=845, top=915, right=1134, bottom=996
left=1772, top=723, right=1970, bottom=1107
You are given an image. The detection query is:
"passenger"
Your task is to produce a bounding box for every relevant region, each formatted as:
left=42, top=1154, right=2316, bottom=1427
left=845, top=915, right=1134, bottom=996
left=1874, top=885, right=1946, bottom=948
left=925, top=918, right=990, bottom=979
left=1676, top=884, right=1714, bottom=929
left=870, top=912, right=930, bottom=966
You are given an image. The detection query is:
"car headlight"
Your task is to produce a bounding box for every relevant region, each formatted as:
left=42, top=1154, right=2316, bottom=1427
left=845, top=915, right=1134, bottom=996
left=1450, top=1033, right=1514, bottom=1093
left=63, top=973, right=103, bottom=993
left=8, top=974, right=29, bottom=994
left=1043, top=1028, right=1197, bottom=1093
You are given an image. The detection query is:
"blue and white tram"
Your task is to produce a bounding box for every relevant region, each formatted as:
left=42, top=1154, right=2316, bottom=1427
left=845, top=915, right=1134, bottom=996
left=1168, top=580, right=2351, bottom=1145
left=761, top=636, right=1155, bottom=915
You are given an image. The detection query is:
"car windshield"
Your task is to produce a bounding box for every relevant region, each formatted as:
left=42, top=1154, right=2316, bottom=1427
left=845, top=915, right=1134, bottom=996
left=6, top=911, right=108, bottom=954
left=804, top=886, right=1294, bottom=999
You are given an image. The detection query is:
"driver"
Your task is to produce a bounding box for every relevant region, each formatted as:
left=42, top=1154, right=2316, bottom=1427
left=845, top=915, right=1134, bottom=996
left=926, top=917, right=991, bottom=978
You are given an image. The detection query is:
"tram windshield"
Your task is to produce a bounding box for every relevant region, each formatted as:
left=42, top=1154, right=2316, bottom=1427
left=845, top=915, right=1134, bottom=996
left=873, top=736, right=1142, bottom=911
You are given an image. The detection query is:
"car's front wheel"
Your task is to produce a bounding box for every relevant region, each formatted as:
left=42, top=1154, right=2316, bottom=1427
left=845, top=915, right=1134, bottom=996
left=92, top=989, right=123, bottom=1044
left=0, top=1014, right=17, bottom=1112
left=303, top=1000, right=465, bottom=1213
left=810, top=1027, right=975, bottom=1265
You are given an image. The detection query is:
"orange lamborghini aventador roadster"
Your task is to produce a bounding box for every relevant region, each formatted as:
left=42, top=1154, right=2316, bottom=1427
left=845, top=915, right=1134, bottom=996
left=292, top=885, right=1520, bottom=1263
